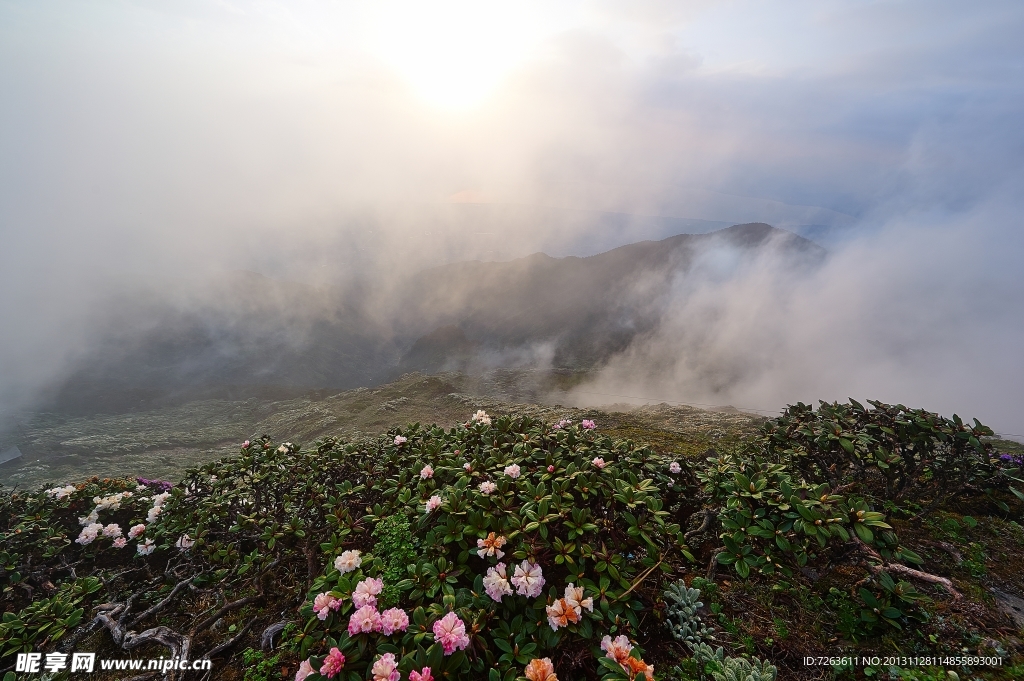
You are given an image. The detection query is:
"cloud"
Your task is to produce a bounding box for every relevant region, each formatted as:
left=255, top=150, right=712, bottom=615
left=1, top=0, right=1023, bottom=435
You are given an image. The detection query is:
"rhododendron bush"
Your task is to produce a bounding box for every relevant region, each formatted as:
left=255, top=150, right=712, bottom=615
left=286, top=414, right=691, bottom=680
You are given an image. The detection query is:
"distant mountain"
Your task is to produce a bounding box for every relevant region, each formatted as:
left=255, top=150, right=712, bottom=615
left=38, top=223, right=824, bottom=415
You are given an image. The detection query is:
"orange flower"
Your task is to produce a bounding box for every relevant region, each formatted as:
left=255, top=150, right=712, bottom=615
left=545, top=599, right=570, bottom=630
left=476, top=532, right=507, bottom=559
left=625, top=657, right=654, bottom=681
left=524, top=658, right=558, bottom=681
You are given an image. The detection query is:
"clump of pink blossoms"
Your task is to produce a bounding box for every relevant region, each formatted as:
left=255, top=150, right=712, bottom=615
left=503, top=464, right=521, bottom=479
left=394, top=435, right=407, bottom=446
left=409, top=668, right=433, bottom=681
left=371, top=653, right=400, bottom=681
left=432, top=612, right=470, bottom=655
left=378, top=608, right=410, bottom=635
left=592, top=457, right=606, bottom=469
left=353, top=577, right=383, bottom=608
left=669, top=461, right=681, bottom=474
left=348, top=605, right=382, bottom=635
left=420, top=465, right=434, bottom=479
left=581, top=419, right=596, bottom=430
left=319, top=647, right=346, bottom=679
left=478, top=481, right=497, bottom=495
left=313, top=592, right=341, bottom=620
left=425, top=495, right=442, bottom=513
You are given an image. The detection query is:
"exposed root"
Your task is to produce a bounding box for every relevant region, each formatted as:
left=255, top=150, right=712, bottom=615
left=261, top=620, right=289, bottom=651
left=853, top=538, right=961, bottom=600
left=921, top=540, right=964, bottom=565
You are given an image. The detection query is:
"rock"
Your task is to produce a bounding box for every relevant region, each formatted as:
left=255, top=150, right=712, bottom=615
left=991, top=588, right=1024, bottom=630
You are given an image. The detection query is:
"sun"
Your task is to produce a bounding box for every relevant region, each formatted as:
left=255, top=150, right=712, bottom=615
left=365, top=1, right=549, bottom=109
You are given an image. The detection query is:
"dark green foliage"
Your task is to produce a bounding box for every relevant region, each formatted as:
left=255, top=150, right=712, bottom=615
left=371, top=514, right=418, bottom=608
left=241, top=647, right=282, bottom=681
left=757, top=400, right=1009, bottom=512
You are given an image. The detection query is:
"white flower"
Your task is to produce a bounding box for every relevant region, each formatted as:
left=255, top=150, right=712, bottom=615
left=147, top=506, right=162, bottom=524
left=394, top=435, right=408, bottom=446
left=137, top=539, right=156, bottom=556
left=76, top=523, right=103, bottom=545
left=112, top=537, right=128, bottom=549
left=511, top=560, right=545, bottom=598
left=45, top=485, right=76, bottom=500
left=478, top=481, right=497, bottom=495
left=564, top=583, right=594, bottom=615
left=483, top=563, right=513, bottom=602
left=463, top=462, right=472, bottom=471
left=471, top=410, right=492, bottom=426
left=503, top=464, right=521, bottom=479
left=152, top=492, right=171, bottom=507
left=78, top=510, right=99, bottom=526
left=334, top=549, right=362, bottom=574
left=175, top=534, right=194, bottom=550
left=102, top=523, right=122, bottom=539
left=669, top=461, right=681, bottom=474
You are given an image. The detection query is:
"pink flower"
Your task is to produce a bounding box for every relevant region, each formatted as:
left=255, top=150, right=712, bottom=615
left=409, top=668, right=434, bottom=681
left=511, top=560, right=545, bottom=598
left=546, top=598, right=577, bottom=631
left=242, top=440, right=250, bottom=449
left=128, top=524, right=146, bottom=539
left=477, top=532, right=507, bottom=559
left=378, top=607, right=410, bottom=635
left=425, top=495, right=442, bottom=513
left=394, top=435, right=407, bottom=445
left=547, top=465, right=555, bottom=473
left=669, top=461, right=681, bottom=474
left=478, top=481, right=497, bottom=495
left=175, top=534, right=194, bottom=550
left=353, top=577, right=384, bottom=608
left=581, top=419, right=596, bottom=430
left=112, top=537, right=128, bottom=549
left=371, top=653, right=400, bottom=681
left=463, top=462, right=472, bottom=471
left=348, top=604, right=382, bottom=635
left=471, top=410, right=492, bottom=425
left=601, top=635, right=633, bottom=665
left=525, top=658, right=558, bottom=681
left=592, top=457, right=606, bottom=469
left=295, top=659, right=314, bottom=681
left=319, top=647, right=346, bottom=679
left=420, top=465, right=434, bottom=479
left=432, top=612, right=470, bottom=655
left=483, top=563, right=513, bottom=602
left=313, top=592, right=341, bottom=620
left=504, top=464, right=521, bottom=479
left=137, top=538, right=156, bottom=555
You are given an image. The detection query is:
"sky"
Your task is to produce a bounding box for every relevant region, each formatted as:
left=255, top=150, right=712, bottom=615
left=1, top=0, right=1023, bottom=435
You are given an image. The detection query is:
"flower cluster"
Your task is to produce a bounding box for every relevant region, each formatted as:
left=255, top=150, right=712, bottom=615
left=601, top=636, right=654, bottom=680
left=471, top=410, right=492, bottom=426
left=136, top=477, right=173, bottom=492
left=546, top=583, right=593, bottom=631
left=425, top=495, right=442, bottom=513
left=147, top=491, right=171, bottom=524
left=483, top=562, right=513, bottom=602
left=552, top=419, right=571, bottom=430
left=592, top=457, right=606, bottom=469
left=669, top=461, right=681, bottom=474
left=137, top=538, right=156, bottom=556
left=175, top=534, right=193, bottom=550
left=394, top=435, right=408, bottom=446
left=420, top=464, right=434, bottom=479
left=320, top=647, right=346, bottom=679
left=503, top=464, right=521, bottom=479
left=45, top=485, right=76, bottom=500
left=334, top=549, right=362, bottom=574
left=314, top=592, right=342, bottom=620
left=525, top=658, right=558, bottom=681
left=510, top=560, right=545, bottom=597
left=581, top=419, right=596, bottom=430
left=371, top=653, right=400, bottom=681
left=478, top=481, right=497, bottom=495
left=432, top=612, right=470, bottom=655
left=353, top=577, right=384, bottom=608
left=477, top=532, right=507, bottom=559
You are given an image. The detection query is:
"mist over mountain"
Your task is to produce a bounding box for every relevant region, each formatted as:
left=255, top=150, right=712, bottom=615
left=30, top=223, right=820, bottom=417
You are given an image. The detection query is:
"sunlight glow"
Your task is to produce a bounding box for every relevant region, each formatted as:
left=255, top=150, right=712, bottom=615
left=365, top=1, right=550, bottom=109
